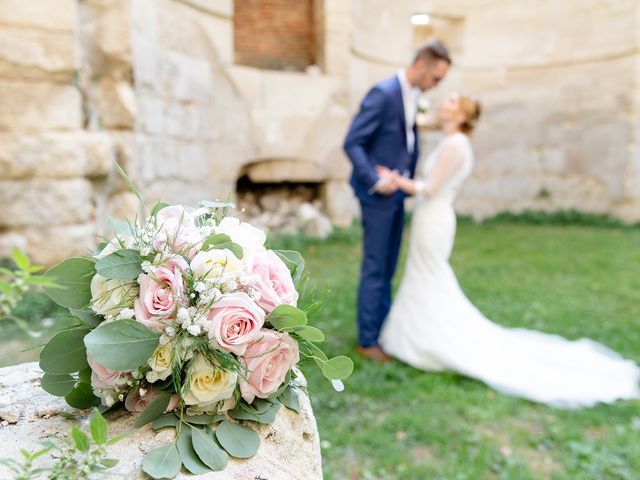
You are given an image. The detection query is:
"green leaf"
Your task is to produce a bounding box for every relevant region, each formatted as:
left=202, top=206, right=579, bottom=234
left=90, top=408, right=108, bottom=445
left=150, top=201, right=170, bottom=216
left=115, top=160, right=146, bottom=214
left=24, top=276, right=58, bottom=288
left=44, top=257, right=96, bottom=309
left=40, top=373, right=75, bottom=397
left=12, top=247, right=30, bottom=271
left=39, top=327, right=90, bottom=374
left=65, top=382, right=99, bottom=409
left=191, top=425, right=228, bottom=471
left=274, top=250, right=305, bottom=283
left=228, top=401, right=280, bottom=424
left=106, top=432, right=130, bottom=445
left=142, top=443, right=181, bottom=480
left=215, top=420, right=260, bottom=459
left=134, top=393, right=171, bottom=428
left=70, top=308, right=102, bottom=328
left=100, top=458, right=118, bottom=468
left=151, top=413, right=178, bottom=430
left=321, top=355, right=354, bottom=380
left=78, top=367, right=92, bottom=384
left=202, top=233, right=244, bottom=259
left=290, top=325, right=325, bottom=342
left=95, top=249, right=142, bottom=281
left=176, top=428, right=210, bottom=475
left=70, top=426, right=90, bottom=452
left=181, top=413, right=224, bottom=425
left=107, top=217, right=134, bottom=237
left=268, top=304, right=307, bottom=330
left=278, top=387, right=301, bottom=413
left=84, top=320, right=160, bottom=372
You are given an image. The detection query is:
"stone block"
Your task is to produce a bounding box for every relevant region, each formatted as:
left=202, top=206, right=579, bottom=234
left=0, top=132, right=114, bottom=179
left=0, top=81, right=82, bottom=131
left=323, top=181, right=359, bottom=227
left=0, top=362, right=322, bottom=479
left=0, top=0, right=76, bottom=31
left=0, top=27, right=76, bottom=81
left=0, top=179, right=94, bottom=227
left=93, top=79, right=136, bottom=129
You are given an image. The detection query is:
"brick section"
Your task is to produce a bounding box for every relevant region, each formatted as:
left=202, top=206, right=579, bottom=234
left=234, top=0, right=315, bottom=71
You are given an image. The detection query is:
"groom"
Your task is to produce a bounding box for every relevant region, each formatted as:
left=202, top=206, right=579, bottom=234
left=343, top=40, right=451, bottom=362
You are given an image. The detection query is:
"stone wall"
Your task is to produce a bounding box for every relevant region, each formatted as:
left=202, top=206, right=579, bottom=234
left=1, top=0, right=639, bottom=265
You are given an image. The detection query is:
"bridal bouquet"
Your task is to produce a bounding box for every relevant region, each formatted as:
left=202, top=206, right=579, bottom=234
left=38, top=190, right=352, bottom=478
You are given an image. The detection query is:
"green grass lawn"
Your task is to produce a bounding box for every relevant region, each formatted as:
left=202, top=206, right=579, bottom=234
left=273, top=220, right=640, bottom=480
left=2, top=220, right=639, bottom=479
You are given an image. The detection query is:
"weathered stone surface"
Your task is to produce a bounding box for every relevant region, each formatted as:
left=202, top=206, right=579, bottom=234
left=0, top=27, right=76, bottom=81
left=0, top=0, right=77, bottom=31
left=0, top=179, right=94, bottom=227
left=0, top=132, right=114, bottom=179
left=323, top=181, right=360, bottom=228
left=0, top=362, right=322, bottom=480
left=0, top=80, right=82, bottom=131
left=0, top=223, right=95, bottom=266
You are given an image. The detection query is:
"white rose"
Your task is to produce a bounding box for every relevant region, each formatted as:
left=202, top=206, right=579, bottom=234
left=215, top=217, right=266, bottom=254
left=147, top=344, right=173, bottom=382
left=190, top=249, right=244, bottom=282
left=90, top=274, right=139, bottom=316
left=183, top=354, right=237, bottom=408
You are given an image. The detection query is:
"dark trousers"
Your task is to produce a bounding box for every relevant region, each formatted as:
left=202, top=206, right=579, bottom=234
left=357, top=199, right=405, bottom=347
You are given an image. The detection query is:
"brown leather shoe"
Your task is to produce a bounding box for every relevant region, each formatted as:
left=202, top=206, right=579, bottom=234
left=356, top=345, right=391, bottom=363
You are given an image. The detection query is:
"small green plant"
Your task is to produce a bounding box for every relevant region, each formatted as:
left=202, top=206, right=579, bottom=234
left=0, top=248, right=57, bottom=337
left=0, top=409, right=126, bottom=480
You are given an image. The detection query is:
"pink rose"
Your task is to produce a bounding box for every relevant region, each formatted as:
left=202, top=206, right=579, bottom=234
left=153, top=206, right=202, bottom=257
left=239, top=330, right=299, bottom=403
left=246, top=251, right=298, bottom=313
left=207, top=292, right=265, bottom=355
left=125, top=387, right=180, bottom=413
left=134, top=263, right=186, bottom=330
left=87, top=354, right=122, bottom=390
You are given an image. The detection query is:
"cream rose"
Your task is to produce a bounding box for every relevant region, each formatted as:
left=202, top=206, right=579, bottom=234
left=146, top=344, right=173, bottom=383
left=90, top=274, right=138, bottom=317
left=183, top=354, right=237, bottom=408
left=190, top=249, right=244, bottom=282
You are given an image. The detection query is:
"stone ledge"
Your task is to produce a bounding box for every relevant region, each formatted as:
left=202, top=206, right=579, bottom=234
left=0, top=362, right=323, bottom=480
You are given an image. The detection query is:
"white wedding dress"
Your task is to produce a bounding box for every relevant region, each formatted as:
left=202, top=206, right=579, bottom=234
left=380, top=132, right=640, bottom=408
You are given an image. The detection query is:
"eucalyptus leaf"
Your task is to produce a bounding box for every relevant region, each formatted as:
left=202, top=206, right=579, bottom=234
left=84, top=320, right=160, bottom=372
left=201, top=233, right=231, bottom=250
left=40, top=373, right=75, bottom=397
left=274, top=250, right=305, bottom=283
left=78, top=367, right=92, bottom=384
left=181, top=413, right=224, bottom=425
left=142, top=444, right=181, bottom=480
left=134, top=394, right=171, bottom=428
left=228, top=401, right=280, bottom=424
left=64, top=382, right=99, bottom=409
left=212, top=242, right=244, bottom=260
left=176, top=428, right=210, bottom=475
left=95, top=249, right=142, bottom=281
left=268, top=305, right=307, bottom=330
left=290, top=325, right=325, bottom=343
left=321, top=355, right=354, bottom=380
left=39, top=327, right=90, bottom=374
left=215, top=420, right=260, bottom=459
left=191, top=425, right=228, bottom=471
left=278, top=387, right=301, bottom=413
left=151, top=413, right=178, bottom=430
left=70, top=308, right=102, bottom=328
left=101, top=458, right=118, bottom=468
left=90, top=409, right=108, bottom=445
left=44, top=257, right=95, bottom=309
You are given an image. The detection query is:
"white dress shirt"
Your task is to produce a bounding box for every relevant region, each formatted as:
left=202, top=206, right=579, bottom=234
left=397, top=69, right=419, bottom=154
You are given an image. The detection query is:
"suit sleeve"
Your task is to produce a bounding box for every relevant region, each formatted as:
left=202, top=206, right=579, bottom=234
left=343, top=87, right=388, bottom=192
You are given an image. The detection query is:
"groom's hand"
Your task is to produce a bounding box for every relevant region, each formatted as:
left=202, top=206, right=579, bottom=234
left=374, top=166, right=399, bottom=195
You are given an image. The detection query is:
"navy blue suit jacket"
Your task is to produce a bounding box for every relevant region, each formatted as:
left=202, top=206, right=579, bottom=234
left=343, top=75, right=420, bottom=204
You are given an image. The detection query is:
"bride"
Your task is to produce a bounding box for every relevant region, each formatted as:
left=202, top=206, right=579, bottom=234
left=378, top=93, right=639, bottom=408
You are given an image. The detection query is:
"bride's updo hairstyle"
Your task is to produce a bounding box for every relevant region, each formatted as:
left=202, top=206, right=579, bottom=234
left=458, top=94, right=481, bottom=134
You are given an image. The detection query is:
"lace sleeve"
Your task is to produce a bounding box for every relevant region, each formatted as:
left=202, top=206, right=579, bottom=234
left=415, top=136, right=465, bottom=197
